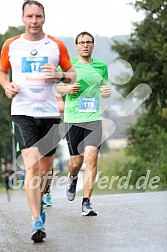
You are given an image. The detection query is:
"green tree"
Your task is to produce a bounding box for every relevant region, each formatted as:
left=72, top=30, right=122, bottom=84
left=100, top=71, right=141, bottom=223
left=112, top=0, right=167, bottom=111
left=0, top=26, right=24, bottom=163
left=0, top=91, right=12, bottom=161
left=111, top=0, right=167, bottom=190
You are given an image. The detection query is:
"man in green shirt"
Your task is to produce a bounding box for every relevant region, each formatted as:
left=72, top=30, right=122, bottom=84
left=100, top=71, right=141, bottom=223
left=57, top=31, right=111, bottom=216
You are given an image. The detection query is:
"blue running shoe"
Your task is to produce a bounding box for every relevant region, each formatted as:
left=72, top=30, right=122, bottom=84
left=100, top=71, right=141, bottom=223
left=31, top=220, right=46, bottom=243
left=40, top=201, right=46, bottom=224
left=43, top=193, right=53, bottom=207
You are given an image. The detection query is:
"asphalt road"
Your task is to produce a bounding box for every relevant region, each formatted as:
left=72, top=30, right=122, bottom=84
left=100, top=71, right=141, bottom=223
left=0, top=190, right=167, bottom=252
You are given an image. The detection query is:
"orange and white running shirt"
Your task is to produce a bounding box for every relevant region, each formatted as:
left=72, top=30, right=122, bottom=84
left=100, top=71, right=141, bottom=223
left=0, top=34, right=72, bottom=117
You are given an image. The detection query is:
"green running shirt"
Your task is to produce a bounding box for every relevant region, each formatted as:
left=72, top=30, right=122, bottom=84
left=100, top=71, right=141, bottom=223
left=64, top=57, right=108, bottom=123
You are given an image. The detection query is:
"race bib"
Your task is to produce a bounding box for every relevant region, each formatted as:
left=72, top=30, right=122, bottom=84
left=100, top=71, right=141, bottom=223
left=22, top=56, right=48, bottom=73
left=21, top=57, right=50, bottom=101
left=79, top=97, right=98, bottom=112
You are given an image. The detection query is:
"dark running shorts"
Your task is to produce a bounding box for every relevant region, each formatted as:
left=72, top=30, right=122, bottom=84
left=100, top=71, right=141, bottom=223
left=65, top=120, right=102, bottom=156
left=12, top=115, right=62, bottom=157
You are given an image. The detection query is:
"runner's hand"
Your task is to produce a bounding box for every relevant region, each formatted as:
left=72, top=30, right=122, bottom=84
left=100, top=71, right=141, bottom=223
left=5, top=82, right=19, bottom=99
left=100, top=85, right=111, bottom=98
left=41, top=64, right=62, bottom=79
left=65, top=83, right=81, bottom=94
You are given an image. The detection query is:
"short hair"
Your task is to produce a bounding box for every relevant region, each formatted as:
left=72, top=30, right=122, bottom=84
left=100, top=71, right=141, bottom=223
left=22, top=1, right=45, bottom=17
left=75, top=31, right=94, bottom=44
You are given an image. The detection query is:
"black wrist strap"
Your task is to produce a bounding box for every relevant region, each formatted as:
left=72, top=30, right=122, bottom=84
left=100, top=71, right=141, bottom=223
left=60, top=72, right=66, bottom=82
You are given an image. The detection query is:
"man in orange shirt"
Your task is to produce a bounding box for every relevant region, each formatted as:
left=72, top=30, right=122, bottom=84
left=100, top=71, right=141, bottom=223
left=0, top=0, right=76, bottom=242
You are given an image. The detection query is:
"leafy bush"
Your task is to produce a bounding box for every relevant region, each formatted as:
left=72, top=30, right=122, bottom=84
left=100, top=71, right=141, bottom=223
left=95, top=145, right=166, bottom=195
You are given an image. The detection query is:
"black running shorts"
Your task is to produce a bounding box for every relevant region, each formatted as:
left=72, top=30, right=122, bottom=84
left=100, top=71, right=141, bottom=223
left=65, top=120, right=102, bottom=156
left=12, top=115, right=62, bottom=156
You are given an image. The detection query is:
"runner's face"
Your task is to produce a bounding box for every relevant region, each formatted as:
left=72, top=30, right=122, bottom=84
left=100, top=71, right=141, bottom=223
left=75, top=35, right=94, bottom=57
left=22, top=4, right=45, bottom=38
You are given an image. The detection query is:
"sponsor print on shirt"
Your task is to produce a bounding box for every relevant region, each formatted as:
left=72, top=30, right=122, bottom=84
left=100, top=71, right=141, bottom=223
left=79, top=97, right=98, bottom=112
left=32, top=106, right=57, bottom=114
left=21, top=56, right=52, bottom=101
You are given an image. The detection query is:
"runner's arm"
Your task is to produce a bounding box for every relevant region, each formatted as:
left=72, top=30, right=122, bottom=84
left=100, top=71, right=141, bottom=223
left=0, top=67, right=19, bottom=99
